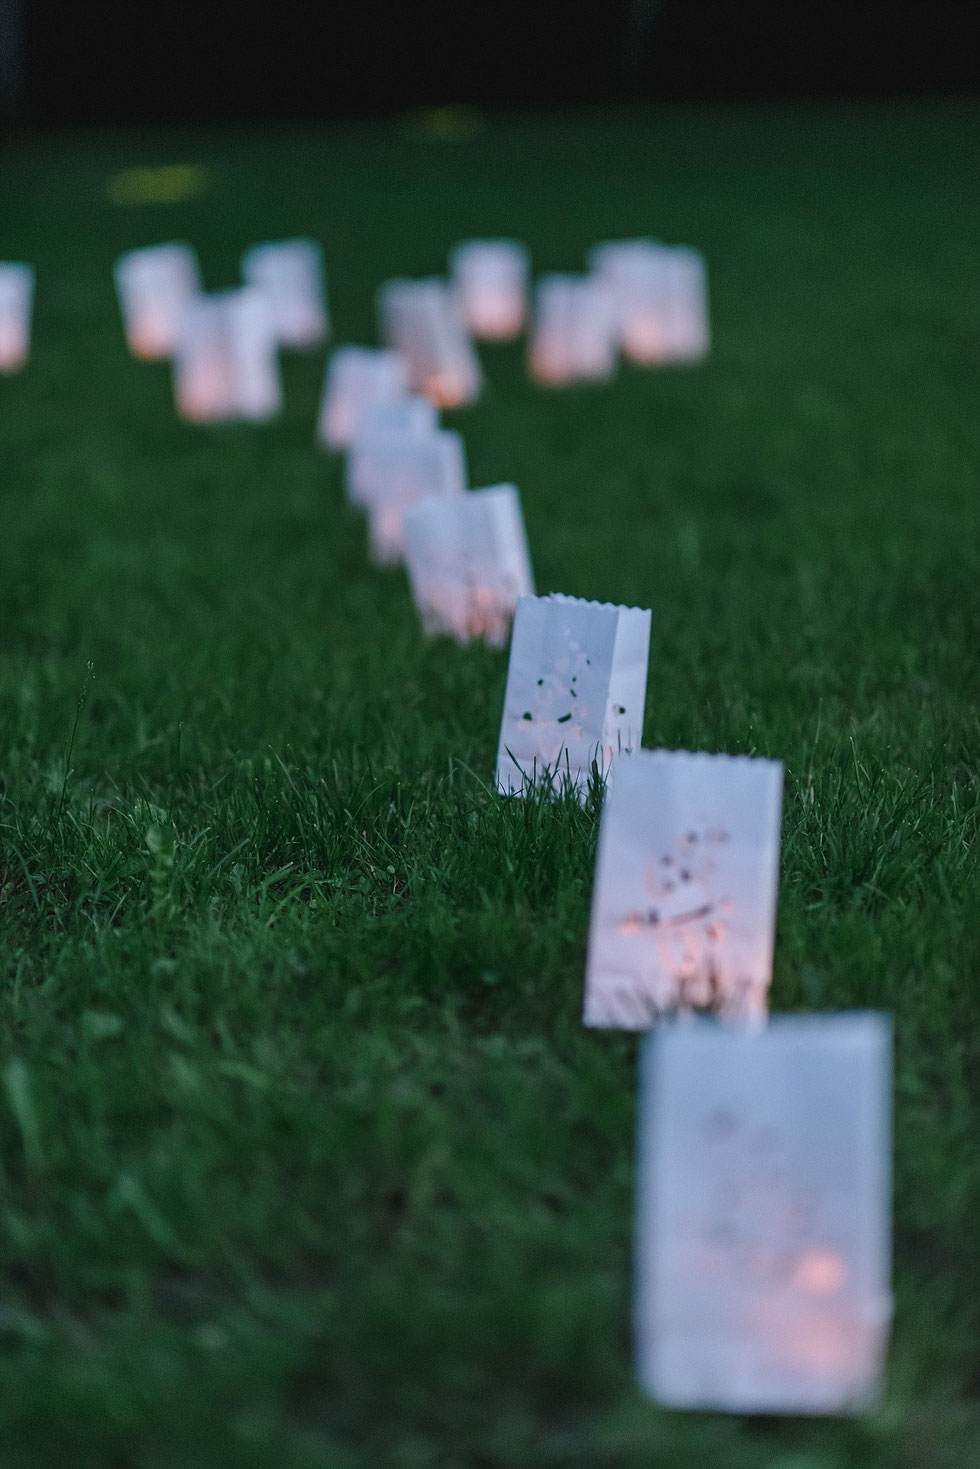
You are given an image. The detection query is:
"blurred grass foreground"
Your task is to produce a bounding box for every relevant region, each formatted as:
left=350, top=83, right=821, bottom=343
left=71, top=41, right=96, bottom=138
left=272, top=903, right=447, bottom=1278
left=1, top=105, right=979, bottom=1467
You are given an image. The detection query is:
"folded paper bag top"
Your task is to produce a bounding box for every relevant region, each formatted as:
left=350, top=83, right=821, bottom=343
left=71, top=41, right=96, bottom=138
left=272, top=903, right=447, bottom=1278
left=173, top=288, right=281, bottom=424
left=114, top=242, right=202, bottom=360
left=364, top=428, right=467, bottom=565
left=449, top=239, right=530, bottom=340
left=583, top=748, right=783, bottom=1029
left=378, top=277, right=482, bottom=408
left=403, top=483, right=535, bottom=646
left=496, top=594, right=650, bottom=797
left=634, top=1013, right=892, bottom=1415
left=346, top=396, right=440, bottom=506
left=317, top=346, right=410, bottom=450
left=241, top=238, right=329, bottom=348
left=0, top=263, right=35, bottom=373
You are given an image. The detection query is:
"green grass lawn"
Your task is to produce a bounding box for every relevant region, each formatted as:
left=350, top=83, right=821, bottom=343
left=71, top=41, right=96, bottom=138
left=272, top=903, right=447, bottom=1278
left=1, top=103, right=978, bottom=1467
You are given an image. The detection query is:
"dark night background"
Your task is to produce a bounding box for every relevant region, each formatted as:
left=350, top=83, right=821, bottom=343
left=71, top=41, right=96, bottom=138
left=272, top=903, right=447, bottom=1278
left=1, top=0, right=977, bottom=126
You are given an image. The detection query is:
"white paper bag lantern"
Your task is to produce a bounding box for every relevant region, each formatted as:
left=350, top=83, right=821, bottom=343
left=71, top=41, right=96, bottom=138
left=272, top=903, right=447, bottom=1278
left=590, top=240, right=710, bottom=365
left=449, top=239, right=530, bottom=340
left=173, top=288, right=281, bottom=423
left=496, top=594, right=650, bottom=797
left=583, top=750, right=783, bottom=1028
left=364, top=428, right=468, bottom=565
left=528, top=274, right=618, bottom=385
left=346, top=396, right=439, bottom=505
left=317, top=345, right=410, bottom=450
left=0, top=263, right=34, bottom=373
left=403, top=483, right=534, bottom=646
left=378, top=277, right=482, bottom=408
left=114, top=243, right=202, bottom=360
left=241, top=238, right=329, bottom=348
left=635, top=1014, right=893, bottom=1414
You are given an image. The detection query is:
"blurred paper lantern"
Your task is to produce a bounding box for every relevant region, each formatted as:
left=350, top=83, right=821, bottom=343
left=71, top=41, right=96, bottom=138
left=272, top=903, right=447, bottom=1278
left=173, top=288, right=281, bottom=424
left=241, top=238, right=329, bottom=348
left=403, top=483, right=534, bottom=646
left=114, top=243, right=201, bottom=360
left=317, top=346, right=409, bottom=450
left=449, top=239, right=530, bottom=340
left=635, top=1014, right=893, bottom=1414
left=528, top=274, right=618, bottom=385
left=495, top=594, right=650, bottom=797
left=0, top=263, right=34, bottom=373
left=362, top=428, right=467, bottom=564
left=346, top=395, right=439, bottom=506
left=583, top=750, right=783, bottom=1028
left=590, top=239, right=710, bottom=365
left=378, top=277, right=482, bottom=408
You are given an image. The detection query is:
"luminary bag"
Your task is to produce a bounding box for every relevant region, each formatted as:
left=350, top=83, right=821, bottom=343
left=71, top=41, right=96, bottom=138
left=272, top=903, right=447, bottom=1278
left=635, top=1014, right=893, bottom=1414
left=529, top=274, right=618, bottom=385
left=589, top=238, right=672, bottom=364
left=317, top=346, right=409, bottom=450
left=346, top=396, right=439, bottom=506
left=0, top=263, right=34, bottom=372
left=378, top=277, right=482, bottom=408
left=403, top=483, right=535, bottom=646
left=114, top=243, right=202, bottom=359
left=584, top=749, right=783, bottom=1027
left=364, top=428, right=467, bottom=565
left=495, top=594, right=650, bottom=797
left=224, top=287, right=282, bottom=420
left=449, top=239, right=530, bottom=340
left=241, top=238, right=329, bottom=348
left=173, top=289, right=281, bottom=423
left=590, top=240, right=710, bottom=365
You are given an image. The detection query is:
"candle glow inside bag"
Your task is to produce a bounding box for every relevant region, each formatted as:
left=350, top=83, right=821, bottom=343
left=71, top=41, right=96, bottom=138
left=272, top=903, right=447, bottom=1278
left=378, top=277, right=482, bottom=408
left=174, top=288, right=281, bottom=423
left=529, top=274, right=618, bottom=385
left=584, top=750, right=783, bottom=1028
left=403, top=483, right=535, bottom=646
left=496, top=594, right=650, bottom=797
left=346, top=395, right=439, bottom=506
left=0, top=263, right=34, bottom=372
left=449, top=240, right=530, bottom=340
left=317, top=345, right=409, bottom=450
left=635, top=1015, right=893, bottom=1415
left=364, top=428, right=468, bottom=564
left=242, top=238, right=329, bottom=348
left=114, top=243, right=202, bottom=359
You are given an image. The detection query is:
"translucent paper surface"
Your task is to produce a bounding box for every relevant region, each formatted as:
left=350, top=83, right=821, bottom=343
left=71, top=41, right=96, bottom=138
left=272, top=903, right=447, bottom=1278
left=378, top=278, right=482, bottom=408
left=449, top=240, right=529, bottom=340
left=114, top=243, right=202, bottom=360
left=346, top=396, right=439, bottom=506
left=317, top=346, right=409, bottom=450
left=590, top=239, right=710, bottom=365
left=496, top=594, right=650, bottom=796
left=242, top=238, right=329, bottom=348
left=363, top=429, right=467, bottom=564
left=0, top=263, right=34, bottom=373
left=584, top=750, right=783, bottom=1027
left=635, top=1015, right=893, bottom=1414
left=403, top=484, right=534, bottom=645
left=173, top=288, right=281, bottom=423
